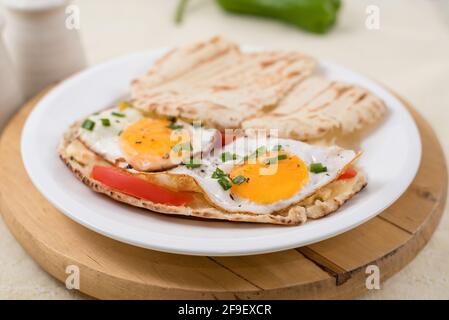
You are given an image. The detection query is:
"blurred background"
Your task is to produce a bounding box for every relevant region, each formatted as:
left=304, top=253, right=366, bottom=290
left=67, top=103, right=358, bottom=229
left=0, top=0, right=448, bottom=299
left=1, top=0, right=449, bottom=130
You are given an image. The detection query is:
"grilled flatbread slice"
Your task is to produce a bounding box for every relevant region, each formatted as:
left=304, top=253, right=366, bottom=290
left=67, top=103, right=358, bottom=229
left=58, top=122, right=367, bottom=225
left=131, top=37, right=386, bottom=140
left=131, top=36, right=317, bottom=130
left=241, top=76, right=387, bottom=140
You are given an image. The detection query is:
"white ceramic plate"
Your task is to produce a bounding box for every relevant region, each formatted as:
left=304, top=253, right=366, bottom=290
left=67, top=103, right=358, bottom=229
left=21, top=48, right=421, bottom=256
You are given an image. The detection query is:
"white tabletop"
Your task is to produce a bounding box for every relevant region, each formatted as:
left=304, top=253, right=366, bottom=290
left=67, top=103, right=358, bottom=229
left=0, top=0, right=448, bottom=299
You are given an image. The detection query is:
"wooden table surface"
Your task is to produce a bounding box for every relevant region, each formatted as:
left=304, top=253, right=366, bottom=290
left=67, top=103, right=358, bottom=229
left=0, top=0, right=448, bottom=299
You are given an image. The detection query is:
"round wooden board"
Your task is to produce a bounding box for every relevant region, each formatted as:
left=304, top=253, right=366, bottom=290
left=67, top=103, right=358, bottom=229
left=0, top=88, right=447, bottom=299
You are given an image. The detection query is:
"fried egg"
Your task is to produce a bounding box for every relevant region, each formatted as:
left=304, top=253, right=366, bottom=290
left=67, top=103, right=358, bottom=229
left=170, top=137, right=358, bottom=214
left=77, top=104, right=219, bottom=171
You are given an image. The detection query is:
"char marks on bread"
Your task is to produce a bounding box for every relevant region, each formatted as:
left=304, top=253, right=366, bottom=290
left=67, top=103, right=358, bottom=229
left=242, top=76, right=387, bottom=140
left=131, top=36, right=317, bottom=130
left=131, top=37, right=386, bottom=139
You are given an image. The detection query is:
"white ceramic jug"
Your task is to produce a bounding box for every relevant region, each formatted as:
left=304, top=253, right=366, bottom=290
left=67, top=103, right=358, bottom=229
left=0, top=14, right=23, bottom=131
left=3, top=0, right=87, bottom=99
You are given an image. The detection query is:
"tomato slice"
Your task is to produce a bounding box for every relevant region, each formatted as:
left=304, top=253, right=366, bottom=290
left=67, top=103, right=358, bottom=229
left=91, top=165, right=192, bottom=206
left=338, top=167, right=358, bottom=180
left=221, top=131, right=238, bottom=146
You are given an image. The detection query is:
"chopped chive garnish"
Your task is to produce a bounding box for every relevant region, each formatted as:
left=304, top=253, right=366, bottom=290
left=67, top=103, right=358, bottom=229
left=118, top=130, right=123, bottom=136
left=244, top=146, right=266, bottom=161
left=183, top=157, right=202, bottom=169
left=232, top=175, right=247, bottom=185
left=255, top=146, right=266, bottom=157
left=220, top=152, right=238, bottom=162
left=167, top=123, right=184, bottom=130
left=264, top=154, right=288, bottom=165
left=172, top=142, right=192, bottom=153
left=218, top=177, right=232, bottom=191
left=81, top=119, right=95, bottom=131
left=310, top=163, right=328, bottom=173
left=100, top=118, right=111, bottom=127
left=277, top=154, right=288, bottom=161
left=186, top=163, right=201, bottom=169
left=264, top=157, right=278, bottom=165
left=273, top=145, right=283, bottom=151
left=111, top=112, right=126, bottom=118
left=211, top=167, right=227, bottom=179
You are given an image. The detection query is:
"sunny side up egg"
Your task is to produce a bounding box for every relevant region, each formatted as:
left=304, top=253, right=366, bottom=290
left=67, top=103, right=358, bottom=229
left=77, top=105, right=219, bottom=171
left=170, top=137, right=358, bottom=214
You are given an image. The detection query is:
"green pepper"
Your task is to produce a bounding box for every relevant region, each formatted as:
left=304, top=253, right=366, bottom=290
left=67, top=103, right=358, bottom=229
left=216, top=0, right=341, bottom=34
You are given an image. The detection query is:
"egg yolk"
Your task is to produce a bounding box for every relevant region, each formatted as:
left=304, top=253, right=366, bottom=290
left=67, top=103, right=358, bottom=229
left=120, top=118, right=190, bottom=171
left=229, top=153, right=309, bottom=204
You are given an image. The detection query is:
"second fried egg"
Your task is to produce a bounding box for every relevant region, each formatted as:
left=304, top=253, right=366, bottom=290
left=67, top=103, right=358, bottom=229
left=170, top=137, right=358, bottom=214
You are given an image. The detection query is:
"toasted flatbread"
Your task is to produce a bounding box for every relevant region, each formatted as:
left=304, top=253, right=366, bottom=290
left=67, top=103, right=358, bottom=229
left=241, top=76, right=387, bottom=140
left=131, top=36, right=317, bottom=130
left=58, top=123, right=367, bottom=225
left=131, top=37, right=386, bottom=140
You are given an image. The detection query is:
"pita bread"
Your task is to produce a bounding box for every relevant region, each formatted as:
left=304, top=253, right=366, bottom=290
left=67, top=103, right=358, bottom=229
left=58, top=123, right=367, bottom=225
left=131, top=36, right=317, bottom=130
left=241, top=76, right=387, bottom=140
left=131, top=37, right=386, bottom=140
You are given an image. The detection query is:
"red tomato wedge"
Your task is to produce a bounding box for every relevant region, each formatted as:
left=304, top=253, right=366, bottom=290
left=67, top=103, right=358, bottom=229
left=338, top=167, right=358, bottom=180
left=91, top=165, right=193, bottom=206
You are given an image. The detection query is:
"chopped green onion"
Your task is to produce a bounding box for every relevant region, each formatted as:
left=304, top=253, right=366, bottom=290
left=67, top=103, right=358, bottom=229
left=264, top=154, right=288, bottom=165
left=111, top=112, right=126, bottom=118
left=212, top=167, right=227, bottom=179
left=264, top=157, right=278, bottom=165
left=81, top=119, right=95, bottom=131
left=183, top=157, right=201, bottom=169
left=220, top=152, right=238, bottom=162
left=100, top=118, right=111, bottom=127
left=255, top=146, right=266, bottom=157
left=244, top=146, right=266, bottom=161
left=277, top=154, right=288, bottom=161
left=172, top=142, right=192, bottom=153
left=272, top=145, right=283, bottom=151
left=167, top=123, right=184, bottom=130
left=218, top=177, right=232, bottom=191
left=310, top=163, right=328, bottom=173
left=118, top=130, right=123, bottom=136
left=232, top=175, right=247, bottom=185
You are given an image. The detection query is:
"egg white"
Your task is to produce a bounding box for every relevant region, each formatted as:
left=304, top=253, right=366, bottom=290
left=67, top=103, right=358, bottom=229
left=170, top=137, right=358, bottom=214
